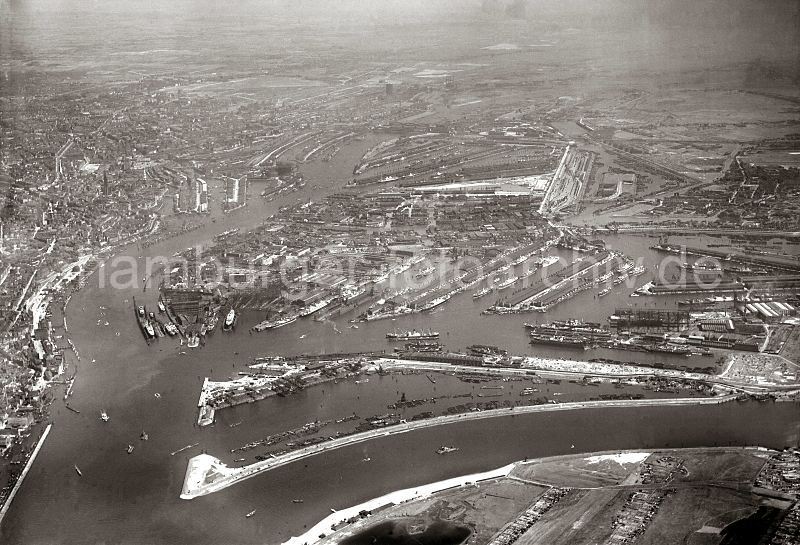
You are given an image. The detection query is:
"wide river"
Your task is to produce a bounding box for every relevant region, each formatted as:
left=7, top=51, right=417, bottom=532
left=2, top=138, right=799, bottom=544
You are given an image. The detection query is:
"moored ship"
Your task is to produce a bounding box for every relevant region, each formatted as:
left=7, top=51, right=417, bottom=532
left=264, top=314, right=298, bottom=330
left=529, top=334, right=588, bottom=349
left=472, top=286, right=492, bottom=299
left=400, top=340, right=443, bottom=352
left=629, top=265, right=647, bottom=277
left=645, top=344, right=692, bottom=356
left=223, top=308, right=236, bottom=331
left=467, top=344, right=507, bottom=356
left=386, top=328, right=439, bottom=341
left=436, top=445, right=459, bottom=455
left=497, top=277, right=517, bottom=290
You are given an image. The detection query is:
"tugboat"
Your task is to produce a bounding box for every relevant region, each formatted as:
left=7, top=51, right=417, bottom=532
left=436, top=446, right=460, bottom=455
left=223, top=308, right=236, bottom=331
left=187, top=334, right=200, bottom=349
left=100, top=411, right=109, bottom=422
left=126, top=444, right=134, bottom=454
left=157, top=301, right=166, bottom=313
left=140, top=431, right=149, bottom=441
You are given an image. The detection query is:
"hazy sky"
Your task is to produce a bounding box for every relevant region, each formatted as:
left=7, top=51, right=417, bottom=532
left=1, top=0, right=797, bottom=74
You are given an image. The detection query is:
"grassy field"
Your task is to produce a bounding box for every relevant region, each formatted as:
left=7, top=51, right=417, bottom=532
left=321, top=477, right=549, bottom=545
left=514, top=488, right=628, bottom=545
left=670, top=450, right=768, bottom=485
left=510, top=452, right=644, bottom=488
left=638, top=487, right=760, bottom=545
left=317, top=448, right=789, bottom=545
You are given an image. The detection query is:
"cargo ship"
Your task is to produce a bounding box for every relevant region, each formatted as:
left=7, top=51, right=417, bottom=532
left=299, top=298, right=333, bottom=317
left=525, top=320, right=609, bottom=337
left=270, top=314, right=298, bottom=329
left=418, top=294, right=450, bottom=311
left=645, top=344, right=692, bottom=356
left=222, top=308, right=236, bottom=331
left=467, top=344, right=507, bottom=356
left=529, top=334, right=588, bottom=349
left=401, top=340, right=442, bottom=352
left=386, top=329, right=439, bottom=341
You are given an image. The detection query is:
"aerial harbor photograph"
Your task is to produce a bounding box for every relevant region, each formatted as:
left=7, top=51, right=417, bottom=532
left=1, top=0, right=799, bottom=543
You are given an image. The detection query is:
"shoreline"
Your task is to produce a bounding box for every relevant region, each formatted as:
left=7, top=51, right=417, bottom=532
left=180, top=394, right=739, bottom=500
left=0, top=424, right=52, bottom=526
left=282, top=445, right=775, bottom=545
left=284, top=462, right=518, bottom=545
